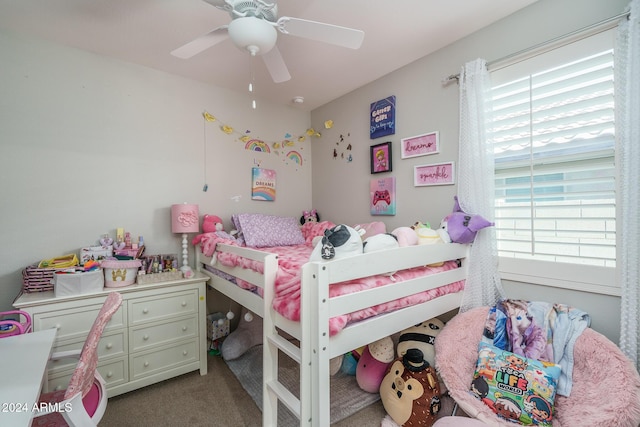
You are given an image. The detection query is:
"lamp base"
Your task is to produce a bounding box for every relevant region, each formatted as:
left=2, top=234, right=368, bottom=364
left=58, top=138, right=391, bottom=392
left=180, top=265, right=194, bottom=278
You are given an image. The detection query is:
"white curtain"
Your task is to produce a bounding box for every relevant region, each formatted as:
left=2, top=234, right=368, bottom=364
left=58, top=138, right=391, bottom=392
left=457, top=58, right=505, bottom=312
left=616, top=0, right=640, bottom=370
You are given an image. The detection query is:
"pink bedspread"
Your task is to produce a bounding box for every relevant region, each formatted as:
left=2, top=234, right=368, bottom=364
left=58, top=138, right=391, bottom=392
left=196, top=231, right=465, bottom=336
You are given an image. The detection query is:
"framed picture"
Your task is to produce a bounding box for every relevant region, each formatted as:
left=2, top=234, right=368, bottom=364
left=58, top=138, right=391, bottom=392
left=370, top=177, right=396, bottom=216
left=370, top=96, right=396, bottom=139
left=401, top=131, right=439, bottom=159
left=251, top=167, right=276, bottom=201
left=370, top=141, right=393, bottom=174
left=414, top=161, right=455, bottom=186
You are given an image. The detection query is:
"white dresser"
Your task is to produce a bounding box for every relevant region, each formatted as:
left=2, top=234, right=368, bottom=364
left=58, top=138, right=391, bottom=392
left=13, top=274, right=208, bottom=397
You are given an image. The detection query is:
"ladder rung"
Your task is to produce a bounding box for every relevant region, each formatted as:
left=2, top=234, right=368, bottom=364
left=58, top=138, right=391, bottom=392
left=266, top=333, right=301, bottom=363
left=265, top=379, right=301, bottom=418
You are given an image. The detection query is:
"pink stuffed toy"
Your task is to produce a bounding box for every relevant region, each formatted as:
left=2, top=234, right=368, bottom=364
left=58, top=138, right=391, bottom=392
left=356, top=336, right=395, bottom=393
left=202, top=214, right=223, bottom=233
left=440, top=196, right=494, bottom=244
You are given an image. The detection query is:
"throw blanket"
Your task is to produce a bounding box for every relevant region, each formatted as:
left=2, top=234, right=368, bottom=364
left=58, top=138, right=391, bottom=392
left=482, top=299, right=590, bottom=396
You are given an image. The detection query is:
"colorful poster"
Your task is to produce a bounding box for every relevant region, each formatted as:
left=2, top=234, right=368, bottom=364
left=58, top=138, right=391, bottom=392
left=370, top=177, right=396, bottom=216
left=370, top=96, right=396, bottom=139
left=251, top=167, right=276, bottom=201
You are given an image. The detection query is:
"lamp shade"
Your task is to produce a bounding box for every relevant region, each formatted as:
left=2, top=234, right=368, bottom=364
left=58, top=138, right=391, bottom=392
left=171, top=203, right=200, bottom=234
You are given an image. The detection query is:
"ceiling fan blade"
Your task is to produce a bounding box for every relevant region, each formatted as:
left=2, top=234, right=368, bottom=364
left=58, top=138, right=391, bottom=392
left=261, top=46, right=291, bottom=83
left=276, top=17, right=364, bottom=50
left=170, top=25, right=229, bottom=59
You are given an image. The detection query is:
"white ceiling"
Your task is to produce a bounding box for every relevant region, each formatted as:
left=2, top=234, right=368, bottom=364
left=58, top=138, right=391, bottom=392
left=0, top=0, right=538, bottom=111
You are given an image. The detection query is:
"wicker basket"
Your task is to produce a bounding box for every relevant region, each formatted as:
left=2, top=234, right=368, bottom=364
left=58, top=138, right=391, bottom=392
left=22, top=265, right=68, bottom=293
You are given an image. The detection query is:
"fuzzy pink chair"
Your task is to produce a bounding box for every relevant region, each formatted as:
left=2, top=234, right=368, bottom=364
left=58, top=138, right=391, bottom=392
left=435, top=306, right=640, bottom=427
left=31, top=292, right=123, bottom=427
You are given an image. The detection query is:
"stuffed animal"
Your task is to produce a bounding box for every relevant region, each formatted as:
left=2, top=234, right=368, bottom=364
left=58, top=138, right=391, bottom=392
left=221, top=307, right=262, bottom=361
left=363, top=233, right=399, bottom=253
left=440, top=196, right=494, bottom=244
left=310, top=224, right=364, bottom=261
left=396, top=318, right=445, bottom=370
left=300, top=209, right=320, bottom=225
left=380, top=349, right=441, bottom=426
left=356, top=336, right=395, bottom=393
left=202, top=214, right=224, bottom=233
left=391, top=227, right=419, bottom=247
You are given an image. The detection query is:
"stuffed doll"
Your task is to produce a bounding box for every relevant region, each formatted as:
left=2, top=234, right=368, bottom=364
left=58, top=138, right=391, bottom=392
left=309, top=224, right=364, bottom=261
left=356, top=336, right=395, bottom=393
left=440, top=196, right=494, bottom=244
left=396, top=318, right=445, bottom=371
left=300, top=209, right=320, bottom=225
left=380, top=348, right=441, bottom=426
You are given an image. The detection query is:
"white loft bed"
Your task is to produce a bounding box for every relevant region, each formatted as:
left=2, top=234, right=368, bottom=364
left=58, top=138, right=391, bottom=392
left=195, top=241, right=469, bottom=427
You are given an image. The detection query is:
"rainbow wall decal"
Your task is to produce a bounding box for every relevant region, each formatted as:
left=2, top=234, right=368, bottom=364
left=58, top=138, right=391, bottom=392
left=245, top=139, right=270, bottom=153
left=286, top=150, right=303, bottom=166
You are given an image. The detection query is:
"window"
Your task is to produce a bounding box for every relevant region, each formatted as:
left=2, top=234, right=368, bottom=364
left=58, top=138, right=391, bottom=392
left=490, top=29, right=618, bottom=295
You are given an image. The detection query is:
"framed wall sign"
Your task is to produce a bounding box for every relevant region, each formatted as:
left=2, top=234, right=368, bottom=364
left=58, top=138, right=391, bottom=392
left=251, top=167, right=276, bottom=201
left=370, top=177, right=396, bottom=216
left=414, top=162, right=455, bottom=187
left=370, top=96, right=396, bottom=139
left=401, top=131, right=439, bottom=159
left=370, top=141, right=392, bottom=174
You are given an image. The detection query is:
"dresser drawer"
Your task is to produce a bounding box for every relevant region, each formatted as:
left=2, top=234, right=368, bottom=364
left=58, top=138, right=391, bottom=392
left=48, top=330, right=127, bottom=373
left=48, top=357, right=128, bottom=392
left=35, top=303, right=125, bottom=343
left=130, top=315, right=198, bottom=352
left=130, top=339, right=198, bottom=380
left=128, top=290, right=197, bottom=325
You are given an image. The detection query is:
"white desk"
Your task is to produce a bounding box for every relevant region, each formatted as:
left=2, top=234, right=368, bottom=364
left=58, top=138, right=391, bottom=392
left=0, top=328, right=57, bottom=427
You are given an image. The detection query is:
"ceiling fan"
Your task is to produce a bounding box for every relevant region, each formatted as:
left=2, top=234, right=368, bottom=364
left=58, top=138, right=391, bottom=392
left=171, top=0, right=365, bottom=83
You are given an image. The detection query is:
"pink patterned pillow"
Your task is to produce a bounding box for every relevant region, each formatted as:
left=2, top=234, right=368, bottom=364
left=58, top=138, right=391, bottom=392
left=234, top=213, right=305, bottom=248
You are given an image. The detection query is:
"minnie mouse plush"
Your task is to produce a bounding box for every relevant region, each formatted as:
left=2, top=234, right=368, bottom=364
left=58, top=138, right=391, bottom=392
left=300, top=209, right=320, bottom=225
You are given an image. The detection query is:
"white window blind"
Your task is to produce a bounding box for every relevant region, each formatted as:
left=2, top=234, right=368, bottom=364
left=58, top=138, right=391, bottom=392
left=490, top=29, right=616, bottom=292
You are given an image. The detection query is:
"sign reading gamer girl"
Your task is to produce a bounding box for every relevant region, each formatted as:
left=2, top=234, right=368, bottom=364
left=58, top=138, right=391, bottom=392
left=370, top=96, right=396, bottom=139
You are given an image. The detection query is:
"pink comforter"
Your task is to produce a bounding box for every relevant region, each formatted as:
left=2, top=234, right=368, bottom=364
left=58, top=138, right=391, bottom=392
left=195, top=230, right=464, bottom=336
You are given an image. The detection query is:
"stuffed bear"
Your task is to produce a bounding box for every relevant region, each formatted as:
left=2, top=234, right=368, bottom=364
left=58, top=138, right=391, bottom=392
left=380, top=348, right=441, bottom=426
left=356, top=336, right=395, bottom=393
left=396, top=318, right=445, bottom=371
left=439, top=196, right=493, bottom=244
left=202, top=214, right=224, bottom=233
left=310, top=224, right=364, bottom=261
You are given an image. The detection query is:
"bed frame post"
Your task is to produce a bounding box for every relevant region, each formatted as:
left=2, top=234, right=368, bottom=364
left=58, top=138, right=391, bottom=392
left=262, top=253, right=280, bottom=427
left=301, top=261, right=331, bottom=426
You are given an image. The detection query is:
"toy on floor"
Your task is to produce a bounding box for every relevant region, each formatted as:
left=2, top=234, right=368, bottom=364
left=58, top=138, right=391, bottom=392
left=221, top=307, right=262, bottom=361
left=396, top=317, right=445, bottom=370
left=440, top=196, right=493, bottom=244
left=356, top=336, right=395, bottom=393
left=380, top=348, right=442, bottom=426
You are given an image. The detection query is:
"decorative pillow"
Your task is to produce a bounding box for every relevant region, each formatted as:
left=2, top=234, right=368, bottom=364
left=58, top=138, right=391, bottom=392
left=233, top=213, right=305, bottom=248
left=470, top=342, right=560, bottom=427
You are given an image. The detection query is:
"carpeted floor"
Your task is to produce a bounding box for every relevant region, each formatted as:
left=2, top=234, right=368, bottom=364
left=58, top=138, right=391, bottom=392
left=100, top=352, right=388, bottom=426
left=225, top=345, right=381, bottom=426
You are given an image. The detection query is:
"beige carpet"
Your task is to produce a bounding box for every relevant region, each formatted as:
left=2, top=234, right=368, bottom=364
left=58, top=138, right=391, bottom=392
left=100, top=353, right=387, bottom=426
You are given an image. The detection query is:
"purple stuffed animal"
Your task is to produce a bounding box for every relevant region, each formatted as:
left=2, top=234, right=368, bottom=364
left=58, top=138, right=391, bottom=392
left=440, top=196, right=494, bottom=244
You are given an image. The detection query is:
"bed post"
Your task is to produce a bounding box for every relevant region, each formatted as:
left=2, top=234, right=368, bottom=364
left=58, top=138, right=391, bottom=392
left=262, top=253, right=280, bottom=427
left=301, top=261, right=331, bottom=426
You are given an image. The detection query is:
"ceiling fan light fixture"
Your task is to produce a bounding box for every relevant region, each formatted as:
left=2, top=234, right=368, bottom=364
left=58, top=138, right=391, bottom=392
left=228, top=16, right=277, bottom=56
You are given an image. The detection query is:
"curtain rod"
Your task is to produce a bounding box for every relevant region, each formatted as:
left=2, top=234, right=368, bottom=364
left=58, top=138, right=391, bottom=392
left=441, top=10, right=630, bottom=85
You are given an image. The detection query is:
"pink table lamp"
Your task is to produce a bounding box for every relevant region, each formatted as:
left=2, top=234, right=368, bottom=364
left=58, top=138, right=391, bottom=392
left=171, top=203, right=200, bottom=275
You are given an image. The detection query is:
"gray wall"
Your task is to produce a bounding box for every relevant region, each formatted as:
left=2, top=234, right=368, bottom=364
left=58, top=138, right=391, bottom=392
left=0, top=30, right=311, bottom=312
left=310, top=0, right=628, bottom=343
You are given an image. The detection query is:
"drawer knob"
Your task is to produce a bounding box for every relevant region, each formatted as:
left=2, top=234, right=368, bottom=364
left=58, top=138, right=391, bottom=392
left=53, top=324, right=61, bottom=330
left=182, top=350, right=188, bottom=356
left=181, top=326, right=188, bottom=332
left=181, top=301, right=187, bottom=307
left=143, top=361, right=149, bottom=367
left=142, top=308, right=149, bottom=314
left=106, top=371, right=113, bottom=378
left=143, top=334, right=149, bottom=341
left=106, top=342, right=113, bottom=349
